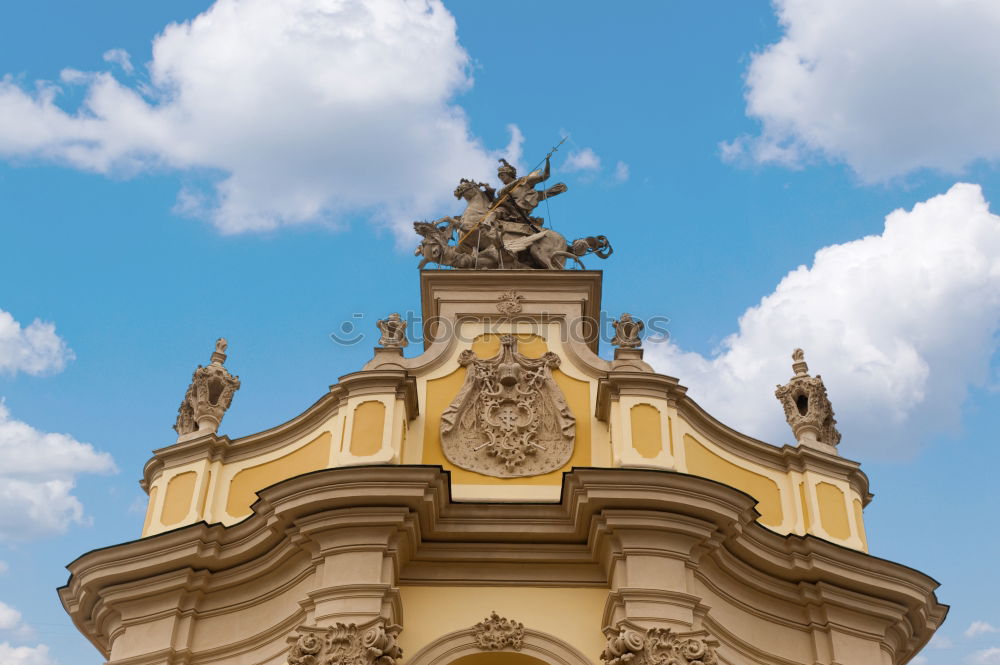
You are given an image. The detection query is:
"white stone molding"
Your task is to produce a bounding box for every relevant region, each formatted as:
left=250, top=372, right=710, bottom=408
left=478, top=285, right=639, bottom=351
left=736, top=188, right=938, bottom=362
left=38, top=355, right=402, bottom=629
left=61, top=466, right=945, bottom=665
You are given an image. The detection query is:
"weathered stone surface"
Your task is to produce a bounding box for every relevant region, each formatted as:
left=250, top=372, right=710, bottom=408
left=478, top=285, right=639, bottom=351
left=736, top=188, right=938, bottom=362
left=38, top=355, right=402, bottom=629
left=173, top=337, right=240, bottom=439
left=441, top=335, right=575, bottom=477
left=775, top=348, right=841, bottom=451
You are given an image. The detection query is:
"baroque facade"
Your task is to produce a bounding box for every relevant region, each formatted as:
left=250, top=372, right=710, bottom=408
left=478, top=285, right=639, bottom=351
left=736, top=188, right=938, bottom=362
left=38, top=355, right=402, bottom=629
left=60, top=166, right=945, bottom=665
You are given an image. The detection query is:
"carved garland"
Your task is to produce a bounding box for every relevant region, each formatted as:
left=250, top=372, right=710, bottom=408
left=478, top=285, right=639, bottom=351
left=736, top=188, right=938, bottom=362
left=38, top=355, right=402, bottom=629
left=473, top=611, right=525, bottom=651
left=601, top=626, right=719, bottom=665
left=288, top=621, right=402, bottom=665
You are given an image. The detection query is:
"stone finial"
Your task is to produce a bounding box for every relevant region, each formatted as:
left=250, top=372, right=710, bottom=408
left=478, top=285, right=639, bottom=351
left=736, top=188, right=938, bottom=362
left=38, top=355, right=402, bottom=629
left=611, top=313, right=644, bottom=349
left=775, top=349, right=841, bottom=452
left=601, top=626, right=719, bottom=665
left=173, top=339, right=241, bottom=440
left=376, top=313, right=408, bottom=348
left=473, top=611, right=524, bottom=651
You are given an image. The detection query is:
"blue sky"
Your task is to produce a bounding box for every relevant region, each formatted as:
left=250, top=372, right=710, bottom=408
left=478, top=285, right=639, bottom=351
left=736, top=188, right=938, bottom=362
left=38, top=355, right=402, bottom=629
left=1, top=1, right=999, bottom=663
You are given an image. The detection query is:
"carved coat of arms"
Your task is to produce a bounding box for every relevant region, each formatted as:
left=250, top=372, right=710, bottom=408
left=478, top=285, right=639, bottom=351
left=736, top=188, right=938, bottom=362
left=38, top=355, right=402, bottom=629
left=440, top=335, right=575, bottom=477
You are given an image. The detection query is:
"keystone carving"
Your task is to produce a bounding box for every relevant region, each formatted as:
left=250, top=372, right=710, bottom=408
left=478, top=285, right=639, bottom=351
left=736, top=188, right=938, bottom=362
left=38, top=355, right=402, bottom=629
left=376, top=313, right=408, bottom=348
left=174, top=338, right=240, bottom=439
left=601, top=626, right=719, bottom=665
left=473, top=611, right=524, bottom=651
left=774, top=348, right=841, bottom=450
left=611, top=313, right=643, bottom=349
left=440, top=335, right=575, bottom=477
left=287, top=621, right=402, bottom=665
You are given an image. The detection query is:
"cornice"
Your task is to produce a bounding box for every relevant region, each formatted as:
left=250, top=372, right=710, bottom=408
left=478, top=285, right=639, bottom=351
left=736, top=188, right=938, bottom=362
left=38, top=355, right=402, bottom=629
left=61, top=465, right=943, bottom=659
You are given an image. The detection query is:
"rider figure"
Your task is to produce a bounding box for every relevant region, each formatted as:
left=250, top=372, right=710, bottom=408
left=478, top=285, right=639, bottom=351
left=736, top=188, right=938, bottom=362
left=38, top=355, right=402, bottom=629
left=495, top=157, right=568, bottom=231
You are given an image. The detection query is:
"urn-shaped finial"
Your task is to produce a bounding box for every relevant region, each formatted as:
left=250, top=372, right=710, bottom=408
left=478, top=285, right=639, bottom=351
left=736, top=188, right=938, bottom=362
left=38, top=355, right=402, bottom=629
left=173, top=338, right=241, bottom=440
left=775, top=349, right=840, bottom=453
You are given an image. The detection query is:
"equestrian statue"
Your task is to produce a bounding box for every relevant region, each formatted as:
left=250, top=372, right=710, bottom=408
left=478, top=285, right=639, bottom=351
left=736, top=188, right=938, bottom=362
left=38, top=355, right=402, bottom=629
left=414, top=142, right=612, bottom=270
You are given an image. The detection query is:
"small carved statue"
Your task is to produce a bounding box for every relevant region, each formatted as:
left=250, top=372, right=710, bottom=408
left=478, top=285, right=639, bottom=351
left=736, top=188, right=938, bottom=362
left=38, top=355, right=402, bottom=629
left=376, top=313, right=408, bottom=348
left=173, top=338, right=241, bottom=439
left=774, top=349, right=841, bottom=450
left=611, top=313, right=644, bottom=349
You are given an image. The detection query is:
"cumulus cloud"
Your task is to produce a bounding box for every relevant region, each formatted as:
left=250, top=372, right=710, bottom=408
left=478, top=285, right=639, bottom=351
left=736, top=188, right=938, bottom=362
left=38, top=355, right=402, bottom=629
left=725, top=0, right=1000, bottom=181
left=646, top=183, right=1000, bottom=457
left=0, top=401, right=116, bottom=540
left=0, top=643, right=53, bottom=665
left=563, top=148, right=601, bottom=172
left=0, top=309, right=73, bottom=376
left=0, top=0, right=520, bottom=234
left=969, top=623, right=999, bottom=639
left=973, top=648, right=1000, bottom=665
left=0, top=601, right=24, bottom=632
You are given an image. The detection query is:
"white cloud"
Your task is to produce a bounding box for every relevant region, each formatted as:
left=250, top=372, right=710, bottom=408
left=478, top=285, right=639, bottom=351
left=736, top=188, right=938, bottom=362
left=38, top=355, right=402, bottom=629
left=0, top=643, right=53, bottom=665
left=0, top=601, right=22, bottom=631
left=0, top=401, right=116, bottom=540
left=102, top=48, right=133, bottom=75
left=725, top=0, right=1000, bottom=181
left=968, top=622, right=999, bottom=639
left=563, top=148, right=601, bottom=172
left=929, top=634, right=953, bottom=649
left=0, top=309, right=73, bottom=376
left=646, top=183, right=1000, bottom=458
left=0, top=0, right=519, bottom=235
left=614, top=160, right=630, bottom=183
left=0, top=561, right=7, bottom=575
left=973, top=647, right=1000, bottom=665
left=911, top=656, right=927, bottom=665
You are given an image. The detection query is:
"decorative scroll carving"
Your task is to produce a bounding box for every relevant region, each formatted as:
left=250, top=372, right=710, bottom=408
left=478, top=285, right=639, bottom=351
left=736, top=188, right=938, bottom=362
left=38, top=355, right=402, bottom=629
left=496, top=289, right=524, bottom=315
left=611, top=313, right=643, bottom=349
left=601, top=626, right=719, bottom=665
left=473, top=611, right=524, bottom=651
left=288, top=621, right=402, bottom=665
left=774, top=348, right=841, bottom=448
left=376, top=313, right=408, bottom=348
left=440, top=335, right=575, bottom=477
left=174, top=338, right=241, bottom=438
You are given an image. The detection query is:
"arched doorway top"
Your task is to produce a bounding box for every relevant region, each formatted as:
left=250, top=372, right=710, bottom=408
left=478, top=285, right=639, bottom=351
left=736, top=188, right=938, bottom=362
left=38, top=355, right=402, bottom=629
left=407, top=627, right=594, bottom=665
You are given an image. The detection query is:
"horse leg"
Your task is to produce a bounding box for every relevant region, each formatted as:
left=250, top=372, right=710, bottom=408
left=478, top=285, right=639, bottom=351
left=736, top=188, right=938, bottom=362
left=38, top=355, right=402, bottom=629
left=552, top=251, right=585, bottom=269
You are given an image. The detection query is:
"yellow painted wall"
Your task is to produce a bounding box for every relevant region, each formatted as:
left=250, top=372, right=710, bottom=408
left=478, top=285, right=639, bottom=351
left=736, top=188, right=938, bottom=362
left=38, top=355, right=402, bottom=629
left=350, top=401, right=386, bottom=456
left=816, top=482, right=851, bottom=540
left=683, top=434, right=783, bottom=527
left=226, top=432, right=332, bottom=518
left=398, top=586, right=606, bottom=665
left=629, top=404, right=663, bottom=459
left=422, top=335, right=591, bottom=485
left=798, top=482, right=811, bottom=531
left=161, top=471, right=197, bottom=526
left=853, top=499, right=868, bottom=551
left=142, top=486, right=159, bottom=534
